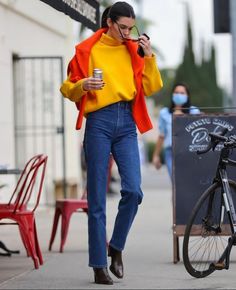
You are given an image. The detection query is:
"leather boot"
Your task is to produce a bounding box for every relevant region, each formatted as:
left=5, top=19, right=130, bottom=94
left=108, top=245, right=124, bottom=278
left=93, top=267, right=113, bottom=285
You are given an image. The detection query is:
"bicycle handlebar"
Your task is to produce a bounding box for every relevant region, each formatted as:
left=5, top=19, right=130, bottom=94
left=197, top=128, right=229, bottom=155
left=208, top=132, right=228, bottom=142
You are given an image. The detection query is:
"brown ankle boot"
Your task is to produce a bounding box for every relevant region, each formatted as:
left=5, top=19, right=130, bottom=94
left=93, top=267, right=113, bottom=285
left=108, top=245, right=124, bottom=279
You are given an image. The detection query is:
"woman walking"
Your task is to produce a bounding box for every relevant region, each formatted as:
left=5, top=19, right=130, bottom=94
left=61, top=1, right=163, bottom=285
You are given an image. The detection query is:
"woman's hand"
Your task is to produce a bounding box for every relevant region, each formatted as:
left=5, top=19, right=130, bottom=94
left=82, top=77, right=105, bottom=91
left=152, top=154, right=162, bottom=170
left=138, top=34, right=152, bottom=57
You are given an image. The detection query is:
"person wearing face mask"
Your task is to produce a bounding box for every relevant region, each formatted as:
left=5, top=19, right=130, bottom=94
left=60, top=1, right=163, bottom=285
left=152, top=82, right=200, bottom=180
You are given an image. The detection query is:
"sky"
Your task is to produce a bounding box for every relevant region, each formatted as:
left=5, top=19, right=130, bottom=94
left=126, top=0, right=232, bottom=95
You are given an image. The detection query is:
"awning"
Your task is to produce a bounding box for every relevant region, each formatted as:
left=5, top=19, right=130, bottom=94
left=40, top=0, right=100, bottom=31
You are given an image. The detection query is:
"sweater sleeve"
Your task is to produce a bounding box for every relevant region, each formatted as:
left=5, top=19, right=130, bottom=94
left=60, top=76, right=87, bottom=103
left=142, top=54, right=163, bottom=97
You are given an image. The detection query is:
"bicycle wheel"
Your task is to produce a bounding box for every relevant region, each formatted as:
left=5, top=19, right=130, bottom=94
left=183, top=180, right=236, bottom=278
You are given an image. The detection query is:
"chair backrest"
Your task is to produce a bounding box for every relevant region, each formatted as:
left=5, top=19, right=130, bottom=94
left=8, top=154, right=48, bottom=213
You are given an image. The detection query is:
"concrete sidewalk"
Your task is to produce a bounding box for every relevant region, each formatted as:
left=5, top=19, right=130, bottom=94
left=0, top=165, right=236, bottom=289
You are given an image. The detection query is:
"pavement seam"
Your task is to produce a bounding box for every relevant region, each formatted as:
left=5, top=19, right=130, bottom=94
left=0, top=269, right=32, bottom=288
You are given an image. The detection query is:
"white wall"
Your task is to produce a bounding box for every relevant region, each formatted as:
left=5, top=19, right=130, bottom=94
left=0, top=0, right=83, bottom=204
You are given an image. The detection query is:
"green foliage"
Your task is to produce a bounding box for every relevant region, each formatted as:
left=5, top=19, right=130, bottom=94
left=151, top=68, right=175, bottom=107
left=175, top=8, right=223, bottom=111
left=153, top=4, right=223, bottom=112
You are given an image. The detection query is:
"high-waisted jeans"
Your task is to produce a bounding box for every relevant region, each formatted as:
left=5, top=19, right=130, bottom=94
left=83, top=101, right=143, bottom=268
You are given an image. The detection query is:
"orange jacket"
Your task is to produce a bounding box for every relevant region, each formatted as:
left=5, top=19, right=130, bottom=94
left=68, top=28, right=153, bottom=134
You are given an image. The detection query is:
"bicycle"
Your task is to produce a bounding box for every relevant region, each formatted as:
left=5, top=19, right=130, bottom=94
left=183, top=129, right=236, bottom=278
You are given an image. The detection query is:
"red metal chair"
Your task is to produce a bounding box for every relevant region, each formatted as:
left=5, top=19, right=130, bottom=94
left=48, top=189, right=88, bottom=253
left=0, top=154, right=48, bottom=269
left=48, top=154, right=115, bottom=253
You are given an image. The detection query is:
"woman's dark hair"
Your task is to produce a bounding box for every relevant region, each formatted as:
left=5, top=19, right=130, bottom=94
left=169, top=82, right=192, bottom=114
left=107, top=1, right=135, bottom=22
left=101, top=6, right=111, bottom=28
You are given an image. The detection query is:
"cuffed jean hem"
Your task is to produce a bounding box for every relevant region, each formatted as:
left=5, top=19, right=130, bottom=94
left=109, top=243, right=123, bottom=252
left=89, top=263, right=107, bottom=268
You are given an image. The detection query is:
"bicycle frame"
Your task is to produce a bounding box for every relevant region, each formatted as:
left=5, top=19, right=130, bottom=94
left=212, top=147, right=236, bottom=269
left=183, top=132, right=236, bottom=277
left=215, top=147, right=236, bottom=234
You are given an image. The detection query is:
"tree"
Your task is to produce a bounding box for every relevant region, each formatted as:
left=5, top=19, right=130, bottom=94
left=175, top=4, right=223, bottom=110
left=152, top=3, right=223, bottom=112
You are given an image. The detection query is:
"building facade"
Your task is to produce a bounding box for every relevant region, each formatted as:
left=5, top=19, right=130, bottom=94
left=0, top=0, right=84, bottom=204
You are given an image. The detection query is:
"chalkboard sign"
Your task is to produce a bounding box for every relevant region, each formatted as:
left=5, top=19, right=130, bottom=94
left=172, top=114, right=236, bottom=263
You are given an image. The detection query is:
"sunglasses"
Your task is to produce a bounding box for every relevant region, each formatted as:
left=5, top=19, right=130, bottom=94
left=115, top=21, right=141, bottom=42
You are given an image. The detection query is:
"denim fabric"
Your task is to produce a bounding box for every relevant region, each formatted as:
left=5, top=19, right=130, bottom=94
left=159, top=107, right=172, bottom=148
left=83, top=101, right=143, bottom=268
left=164, top=147, right=172, bottom=180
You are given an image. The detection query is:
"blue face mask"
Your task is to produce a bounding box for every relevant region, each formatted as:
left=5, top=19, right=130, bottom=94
left=172, top=93, right=188, bottom=106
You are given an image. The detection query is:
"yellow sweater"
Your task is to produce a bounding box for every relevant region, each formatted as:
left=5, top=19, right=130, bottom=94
left=61, top=33, right=163, bottom=114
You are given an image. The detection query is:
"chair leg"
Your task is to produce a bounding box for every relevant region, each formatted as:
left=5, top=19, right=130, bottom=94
left=0, top=240, right=20, bottom=254
left=0, top=251, right=11, bottom=256
left=18, top=227, right=30, bottom=257
left=18, top=216, right=39, bottom=269
left=48, top=207, right=61, bottom=251
left=33, top=220, right=43, bottom=265
left=18, top=223, right=34, bottom=260
left=60, top=211, right=73, bottom=253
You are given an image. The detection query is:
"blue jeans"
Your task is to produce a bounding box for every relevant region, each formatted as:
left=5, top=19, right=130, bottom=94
left=164, top=147, right=172, bottom=180
left=83, top=101, right=143, bottom=268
